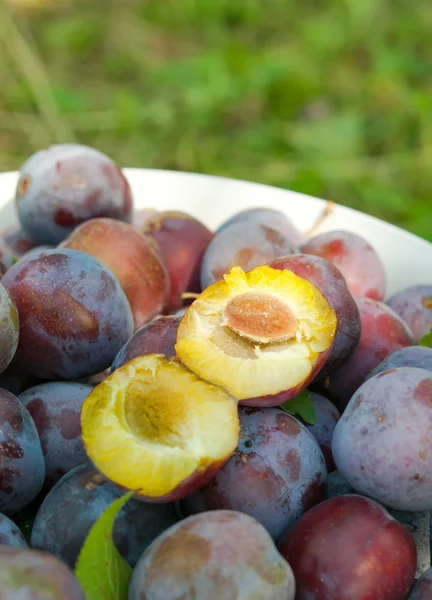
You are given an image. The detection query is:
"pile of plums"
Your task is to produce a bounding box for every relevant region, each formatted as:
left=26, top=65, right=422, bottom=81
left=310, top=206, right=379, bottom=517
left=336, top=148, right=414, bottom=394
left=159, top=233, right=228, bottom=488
left=0, top=143, right=431, bottom=599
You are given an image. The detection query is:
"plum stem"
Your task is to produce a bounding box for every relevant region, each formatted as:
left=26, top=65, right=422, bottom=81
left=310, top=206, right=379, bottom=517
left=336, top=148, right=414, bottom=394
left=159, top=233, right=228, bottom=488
left=304, top=201, right=335, bottom=237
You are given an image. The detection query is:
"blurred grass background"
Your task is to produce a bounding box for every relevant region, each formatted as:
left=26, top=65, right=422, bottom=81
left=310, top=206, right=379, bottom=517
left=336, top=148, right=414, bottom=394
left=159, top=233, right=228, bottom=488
left=0, top=0, right=431, bottom=240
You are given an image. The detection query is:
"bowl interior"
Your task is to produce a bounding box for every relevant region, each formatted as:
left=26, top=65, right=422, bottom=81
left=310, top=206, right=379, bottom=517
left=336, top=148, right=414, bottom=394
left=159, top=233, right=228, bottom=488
left=1, top=168, right=431, bottom=298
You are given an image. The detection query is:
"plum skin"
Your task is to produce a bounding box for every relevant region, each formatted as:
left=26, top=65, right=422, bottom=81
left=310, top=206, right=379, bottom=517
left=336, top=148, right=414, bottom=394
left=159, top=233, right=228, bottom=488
left=366, top=346, right=432, bottom=379
left=0, top=282, right=19, bottom=376
left=31, top=463, right=180, bottom=569
left=325, top=297, right=414, bottom=409
left=15, top=143, right=133, bottom=245
left=19, top=382, right=93, bottom=490
left=0, top=513, right=28, bottom=548
left=301, top=393, right=340, bottom=472
left=332, top=367, right=432, bottom=511
left=1, top=248, right=134, bottom=380
left=408, top=566, right=432, bottom=599
left=278, top=494, right=416, bottom=600
left=0, top=388, right=45, bottom=515
left=387, top=285, right=432, bottom=343
left=129, top=510, right=296, bottom=600
left=268, top=254, right=361, bottom=376
left=61, top=218, right=170, bottom=329
left=0, top=546, right=85, bottom=599
left=111, top=315, right=180, bottom=372
left=180, top=407, right=327, bottom=541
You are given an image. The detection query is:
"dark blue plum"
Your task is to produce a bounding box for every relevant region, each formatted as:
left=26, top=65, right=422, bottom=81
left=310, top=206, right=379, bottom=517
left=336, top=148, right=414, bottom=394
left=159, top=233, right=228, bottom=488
left=300, top=393, right=340, bottom=472
left=367, top=346, right=432, bottom=379
left=111, top=315, right=180, bottom=372
left=1, top=248, right=134, bottom=380
left=19, top=382, right=93, bottom=490
left=15, top=143, right=133, bottom=245
left=0, top=282, right=19, bottom=376
left=387, top=285, right=432, bottom=343
left=200, top=221, right=299, bottom=289
left=0, top=388, right=45, bottom=515
left=215, top=207, right=303, bottom=245
left=31, top=463, right=180, bottom=568
left=180, top=406, right=326, bottom=541
left=332, top=367, right=432, bottom=511
left=0, top=513, right=28, bottom=548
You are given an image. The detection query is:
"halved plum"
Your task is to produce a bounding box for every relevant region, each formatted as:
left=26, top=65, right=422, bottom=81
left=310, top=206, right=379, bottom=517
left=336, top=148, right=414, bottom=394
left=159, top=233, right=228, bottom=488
left=175, top=265, right=337, bottom=406
left=81, top=354, right=240, bottom=502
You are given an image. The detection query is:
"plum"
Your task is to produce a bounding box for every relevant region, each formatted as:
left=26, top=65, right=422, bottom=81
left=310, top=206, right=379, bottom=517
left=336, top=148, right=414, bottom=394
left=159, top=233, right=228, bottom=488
left=1, top=248, right=134, bottom=380
left=200, top=221, right=298, bottom=290
left=0, top=546, right=85, bottom=599
left=408, top=566, right=432, bottom=599
left=278, top=494, right=416, bottom=600
left=81, top=354, right=240, bottom=502
left=19, top=382, right=93, bottom=490
left=61, top=218, right=170, bottom=329
left=142, top=210, right=213, bottom=311
left=0, top=513, right=28, bottom=548
left=387, top=285, right=432, bottom=343
left=31, top=463, right=180, bottom=568
left=301, top=392, right=340, bottom=472
left=0, top=282, right=19, bottom=376
left=366, top=346, right=432, bottom=379
left=301, top=230, right=386, bottom=301
left=324, top=297, right=414, bottom=409
left=332, top=367, right=432, bottom=511
left=0, top=225, right=37, bottom=268
left=176, top=265, right=337, bottom=406
left=268, top=254, right=361, bottom=375
left=180, top=406, right=327, bottom=541
left=216, top=207, right=304, bottom=245
left=111, top=315, right=180, bottom=371
left=0, top=388, right=45, bottom=515
left=15, top=143, right=133, bottom=245
left=129, top=510, right=296, bottom=600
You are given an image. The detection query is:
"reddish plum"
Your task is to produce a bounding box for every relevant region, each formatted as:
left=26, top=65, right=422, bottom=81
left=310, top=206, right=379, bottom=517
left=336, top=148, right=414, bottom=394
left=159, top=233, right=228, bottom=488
left=19, top=382, right=93, bottom=490
left=180, top=406, right=327, bottom=541
left=278, top=495, right=416, bottom=600
left=0, top=282, right=19, bottom=375
left=111, top=315, right=180, bottom=371
left=301, top=393, right=340, bottom=472
left=61, top=218, right=170, bottom=328
left=0, top=388, right=45, bottom=515
left=15, top=143, right=133, bottom=245
left=332, top=367, right=432, bottom=511
left=387, top=285, right=432, bottom=343
left=31, top=464, right=180, bottom=568
left=130, top=510, right=296, bottom=600
left=301, top=230, right=386, bottom=300
left=142, top=210, right=213, bottom=311
left=325, top=297, right=413, bottom=409
left=1, top=248, right=134, bottom=380
left=201, top=221, right=298, bottom=289
left=268, top=254, right=361, bottom=375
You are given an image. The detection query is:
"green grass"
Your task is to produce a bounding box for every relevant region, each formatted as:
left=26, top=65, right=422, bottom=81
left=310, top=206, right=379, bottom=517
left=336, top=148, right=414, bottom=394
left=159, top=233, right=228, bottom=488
left=1, top=0, right=431, bottom=240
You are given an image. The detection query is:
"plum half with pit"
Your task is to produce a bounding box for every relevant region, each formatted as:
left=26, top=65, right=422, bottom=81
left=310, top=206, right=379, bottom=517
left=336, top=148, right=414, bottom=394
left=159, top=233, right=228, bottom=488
left=81, top=354, right=240, bottom=502
left=0, top=282, right=19, bottom=376
left=332, top=367, right=432, bottom=511
left=61, top=218, right=170, bottom=329
left=19, top=382, right=93, bottom=490
left=1, top=248, right=134, bottom=380
left=301, top=230, right=386, bottom=301
left=278, top=494, right=416, bottom=600
left=15, top=143, right=133, bottom=245
left=387, top=285, right=432, bottom=343
left=268, top=254, right=361, bottom=376
left=324, top=297, right=414, bottom=409
left=0, top=388, right=45, bottom=515
left=180, top=406, right=327, bottom=541
left=0, top=546, right=85, bottom=599
left=176, top=265, right=337, bottom=406
left=129, top=510, right=296, bottom=600
left=31, top=463, right=180, bottom=568
left=142, top=210, right=213, bottom=311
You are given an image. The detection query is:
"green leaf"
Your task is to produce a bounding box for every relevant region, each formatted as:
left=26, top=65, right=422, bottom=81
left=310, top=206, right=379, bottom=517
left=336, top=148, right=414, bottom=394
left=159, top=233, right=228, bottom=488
left=419, top=329, right=432, bottom=348
left=75, top=492, right=133, bottom=600
left=279, top=389, right=317, bottom=425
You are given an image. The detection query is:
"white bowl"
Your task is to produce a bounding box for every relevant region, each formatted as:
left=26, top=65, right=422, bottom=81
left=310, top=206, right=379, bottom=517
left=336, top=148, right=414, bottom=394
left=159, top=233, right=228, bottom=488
left=0, top=168, right=431, bottom=298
